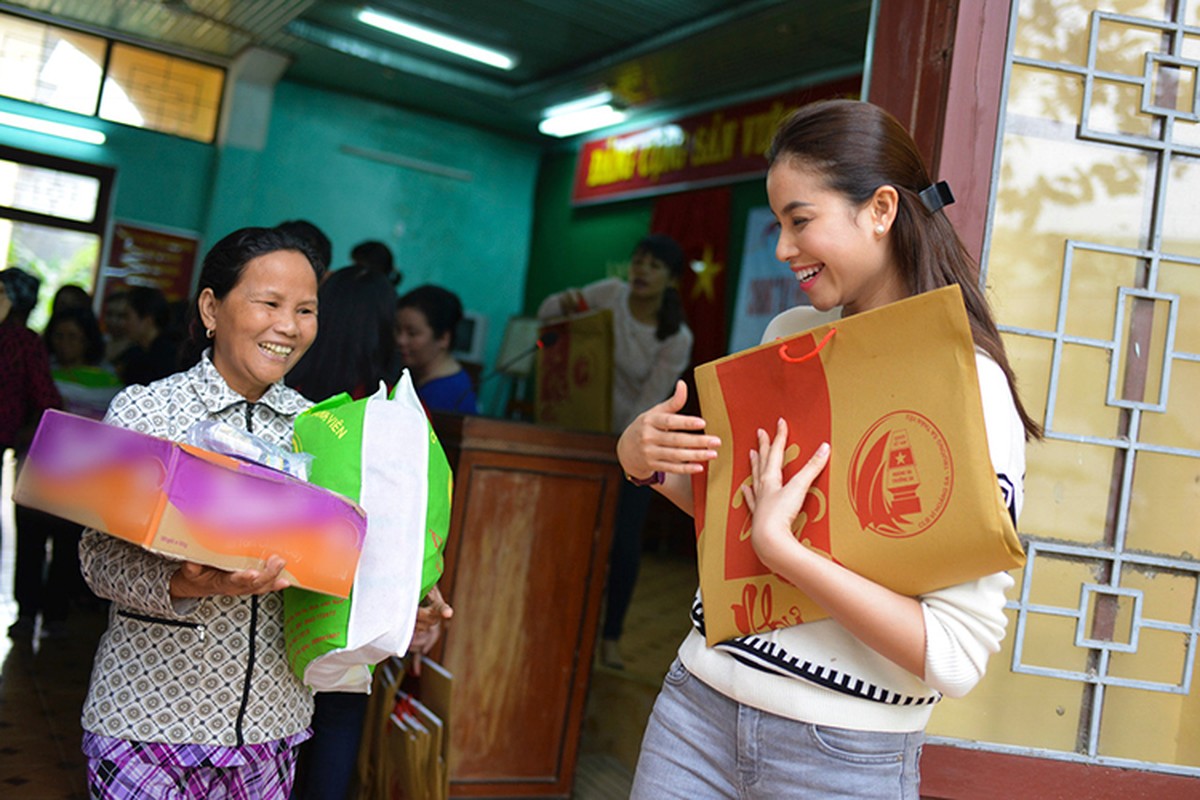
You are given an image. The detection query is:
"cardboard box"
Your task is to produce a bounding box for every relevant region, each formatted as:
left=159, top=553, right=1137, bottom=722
left=14, top=410, right=366, bottom=597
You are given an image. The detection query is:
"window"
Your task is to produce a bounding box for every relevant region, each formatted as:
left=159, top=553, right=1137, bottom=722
left=0, top=12, right=224, bottom=143
left=102, top=44, right=223, bottom=143
left=0, top=14, right=105, bottom=115
left=0, top=145, right=114, bottom=329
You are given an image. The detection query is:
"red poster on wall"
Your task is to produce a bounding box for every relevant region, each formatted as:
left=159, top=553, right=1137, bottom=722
left=101, top=221, right=200, bottom=302
left=651, top=187, right=730, bottom=366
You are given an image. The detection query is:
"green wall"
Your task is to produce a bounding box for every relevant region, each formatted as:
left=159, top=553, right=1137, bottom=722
left=3, top=81, right=786, bottom=372
left=1, top=83, right=541, bottom=377
left=207, top=81, right=542, bottom=373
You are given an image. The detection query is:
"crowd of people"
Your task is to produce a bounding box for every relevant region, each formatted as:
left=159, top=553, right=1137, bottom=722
left=0, top=99, right=1037, bottom=798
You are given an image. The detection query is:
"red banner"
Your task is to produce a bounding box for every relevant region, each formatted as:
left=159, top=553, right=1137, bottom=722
left=571, top=76, right=860, bottom=205
left=102, top=221, right=200, bottom=302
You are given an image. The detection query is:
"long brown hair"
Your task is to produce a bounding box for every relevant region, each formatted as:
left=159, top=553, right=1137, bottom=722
left=767, top=99, right=1041, bottom=440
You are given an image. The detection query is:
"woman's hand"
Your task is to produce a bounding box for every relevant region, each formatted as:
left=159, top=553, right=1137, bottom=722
left=742, top=419, right=830, bottom=571
left=169, top=556, right=290, bottom=599
left=617, top=380, right=720, bottom=479
left=741, top=419, right=929, bottom=679
left=409, top=585, right=453, bottom=676
left=559, top=289, right=587, bottom=316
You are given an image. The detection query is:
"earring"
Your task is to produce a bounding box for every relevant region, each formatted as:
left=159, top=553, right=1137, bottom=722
left=874, top=223, right=886, bottom=236
left=205, top=327, right=214, bottom=339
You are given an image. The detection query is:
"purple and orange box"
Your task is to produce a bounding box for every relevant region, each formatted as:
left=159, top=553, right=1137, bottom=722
left=14, top=410, right=365, bottom=597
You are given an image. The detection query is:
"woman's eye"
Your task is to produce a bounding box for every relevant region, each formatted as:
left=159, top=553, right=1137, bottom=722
left=791, top=217, right=809, bottom=229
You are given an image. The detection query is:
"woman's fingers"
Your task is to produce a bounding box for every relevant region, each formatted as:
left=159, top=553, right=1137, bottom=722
left=764, top=418, right=788, bottom=476
left=785, top=441, right=831, bottom=494
left=618, top=383, right=721, bottom=478
left=662, top=380, right=689, bottom=413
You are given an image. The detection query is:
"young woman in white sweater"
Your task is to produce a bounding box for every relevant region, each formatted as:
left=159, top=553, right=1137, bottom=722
left=617, top=99, right=1041, bottom=799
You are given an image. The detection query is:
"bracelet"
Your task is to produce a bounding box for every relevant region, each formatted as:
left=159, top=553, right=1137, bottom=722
left=625, top=470, right=665, bottom=486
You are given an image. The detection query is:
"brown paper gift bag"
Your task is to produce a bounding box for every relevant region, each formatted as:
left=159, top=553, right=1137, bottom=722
left=353, top=656, right=451, bottom=800
left=534, top=308, right=614, bottom=433
left=693, top=285, right=1025, bottom=646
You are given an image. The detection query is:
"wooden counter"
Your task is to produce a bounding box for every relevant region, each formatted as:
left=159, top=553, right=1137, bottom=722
left=428, top=413, right=622, bottom=799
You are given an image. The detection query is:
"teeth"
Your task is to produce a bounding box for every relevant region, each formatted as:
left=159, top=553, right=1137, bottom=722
left=796, top=265, right=822, bottom=282
left=260, top=343, right=292, bottom=356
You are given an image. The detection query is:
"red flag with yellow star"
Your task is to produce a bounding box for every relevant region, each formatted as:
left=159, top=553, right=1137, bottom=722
left=651, top=187, right=730, bottom=365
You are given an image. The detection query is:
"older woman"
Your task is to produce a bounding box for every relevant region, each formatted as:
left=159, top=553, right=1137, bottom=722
left=79, top=227, right=324, bottom=797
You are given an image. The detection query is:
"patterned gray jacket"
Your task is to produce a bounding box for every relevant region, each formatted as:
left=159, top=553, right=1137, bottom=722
left=79, top=353, right=315, bottom=746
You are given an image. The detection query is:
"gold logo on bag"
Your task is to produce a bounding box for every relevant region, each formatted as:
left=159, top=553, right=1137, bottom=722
left=848, top=410, right=953, bottom=538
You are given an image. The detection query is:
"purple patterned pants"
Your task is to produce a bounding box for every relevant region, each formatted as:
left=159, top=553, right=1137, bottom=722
left=86, top=747, right=298, bottom=800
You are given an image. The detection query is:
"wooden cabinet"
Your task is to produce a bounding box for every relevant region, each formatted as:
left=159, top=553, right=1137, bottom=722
left=429, top=414, right=622, bottom=799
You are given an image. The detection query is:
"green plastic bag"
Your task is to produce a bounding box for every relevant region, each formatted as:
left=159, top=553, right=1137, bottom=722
left=284, top=373, right=452, bottom=692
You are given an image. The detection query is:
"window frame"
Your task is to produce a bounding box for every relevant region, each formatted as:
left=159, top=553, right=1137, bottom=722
left=0, top=9, right=226, bottom=144
left=0, top=144, right=114, bottom=237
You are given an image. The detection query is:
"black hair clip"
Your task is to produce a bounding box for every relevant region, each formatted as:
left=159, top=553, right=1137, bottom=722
left=919, top=181, right=955, bottom=213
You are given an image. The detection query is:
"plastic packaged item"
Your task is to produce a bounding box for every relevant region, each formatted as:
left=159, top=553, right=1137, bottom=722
left=185, top=419, right=314, bottom=481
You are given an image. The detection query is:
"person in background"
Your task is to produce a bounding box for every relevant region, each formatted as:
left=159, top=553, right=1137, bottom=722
left=288, top=265, right=454, bottom=800
left=79, top=227, right=323, bottom=796
left=45, top=306, right=123, bottom=419
left=537, top=234, right=694, bottom=669
left=287, top=266, right=396, bottom=401
left=113, top=285, right=179, bottom=385
left=395, top=284, right=478, bottom=415
left=51, top=283, right=92, bottom=315
left=1, top=268, right=64, bottom=639
left=277, top=219, right=332, bottom=277
left=617, top=99, right=1040, bottom=799
left=101, top=290, right=133, bottom=365
left=10, top=307, right=122, bottom=639
left=350, top=239, right=402, bottom=288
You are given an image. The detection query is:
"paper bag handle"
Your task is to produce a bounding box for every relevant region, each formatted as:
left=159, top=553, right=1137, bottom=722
left=778, top=328, right=836, bottom=363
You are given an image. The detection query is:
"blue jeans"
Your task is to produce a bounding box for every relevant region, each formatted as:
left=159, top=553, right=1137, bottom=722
left=631, top=659, right=924, bottom=799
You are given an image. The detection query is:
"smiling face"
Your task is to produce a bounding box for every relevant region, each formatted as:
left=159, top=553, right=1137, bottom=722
left=198, top=249, right=318, bottom=402
left=767, top=161, right=907, bottom=316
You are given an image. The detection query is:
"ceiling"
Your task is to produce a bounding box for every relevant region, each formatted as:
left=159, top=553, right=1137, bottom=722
left=0, top=0, right=872, bottom=142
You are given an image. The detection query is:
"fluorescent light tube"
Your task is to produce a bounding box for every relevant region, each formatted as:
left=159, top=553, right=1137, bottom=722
left=542, top=91, right=613, bottom=119
left=357, top=8, right=517, bottom=71
left=538, top=105, right=627, bottom=138
left=0, top=111, right=106, bottom=145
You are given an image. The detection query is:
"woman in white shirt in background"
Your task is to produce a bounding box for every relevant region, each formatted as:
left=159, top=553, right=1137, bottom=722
left=538, top=234, right=694, bottom=668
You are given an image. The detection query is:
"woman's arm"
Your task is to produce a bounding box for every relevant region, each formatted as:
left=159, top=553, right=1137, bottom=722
left=536, top=278, right=624, bottom=320
left=744, top=420, right=928, bottom=678
left=80, top=528, right=201, bottom=618
left=536, top=288, right=585, bottom=320
left=616, top=380, right=720, bottom=514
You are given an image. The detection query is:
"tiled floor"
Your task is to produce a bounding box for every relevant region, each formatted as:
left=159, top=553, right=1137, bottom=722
left=0, top=450, right=103, bottom=799
left=0, top=450, right=697, bottom=799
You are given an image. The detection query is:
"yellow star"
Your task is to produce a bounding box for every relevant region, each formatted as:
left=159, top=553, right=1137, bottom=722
left=690, top=245, right=723, bottom=303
